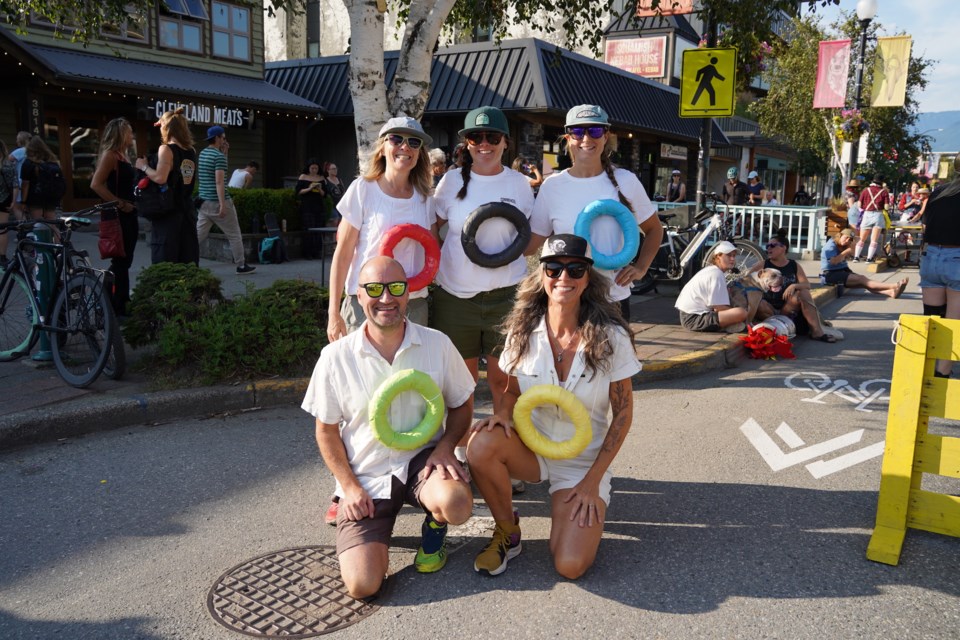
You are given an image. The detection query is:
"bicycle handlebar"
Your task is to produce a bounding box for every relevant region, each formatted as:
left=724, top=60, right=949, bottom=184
left=0, top=202, right=118, bottom=235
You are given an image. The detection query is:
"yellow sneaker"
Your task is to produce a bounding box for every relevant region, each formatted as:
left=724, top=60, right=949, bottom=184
left=474, top=518, right=521, bottom=576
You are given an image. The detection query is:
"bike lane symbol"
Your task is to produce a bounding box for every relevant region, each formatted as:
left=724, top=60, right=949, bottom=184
left=784, top=371, right=891, bottom=413
left=740, top=418, right=884, bottom=479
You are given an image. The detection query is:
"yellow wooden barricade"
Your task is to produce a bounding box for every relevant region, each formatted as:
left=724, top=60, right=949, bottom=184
left=867, top=314, right=960, bottom=565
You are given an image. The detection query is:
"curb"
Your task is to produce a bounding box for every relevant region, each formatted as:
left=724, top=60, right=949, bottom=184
left=0, top=287, right=840, bottom=451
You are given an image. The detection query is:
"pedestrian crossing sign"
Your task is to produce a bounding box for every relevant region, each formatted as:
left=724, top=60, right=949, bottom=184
left=680, top=47, right=737, bottom=118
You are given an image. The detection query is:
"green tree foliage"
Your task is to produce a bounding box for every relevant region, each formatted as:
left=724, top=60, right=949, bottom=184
left=750, top=11, right=932, bottom=186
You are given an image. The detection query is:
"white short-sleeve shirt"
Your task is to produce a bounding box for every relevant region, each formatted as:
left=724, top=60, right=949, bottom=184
left=674, top=264, right=729, bottom=314
left=336, top=179, right=435, bottom=300
left=302, top=321, right=475, bottom=499
left=500, top=318, right=641, bottom=477
left=530, top=168, right=657, bottom=302
left=433, top=167, right=535, bottom=297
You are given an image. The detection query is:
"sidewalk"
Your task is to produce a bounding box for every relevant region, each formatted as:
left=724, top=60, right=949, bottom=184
left=1, top=229, right=843, bottom=449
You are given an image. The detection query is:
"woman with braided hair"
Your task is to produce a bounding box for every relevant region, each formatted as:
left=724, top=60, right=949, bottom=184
left=529, top=105, right=662, bottom=320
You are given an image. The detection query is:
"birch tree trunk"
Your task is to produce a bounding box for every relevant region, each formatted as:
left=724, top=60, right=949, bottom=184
left=387, top=0, right=458, bottom=118
left=343, top=0, right=390, bottom=154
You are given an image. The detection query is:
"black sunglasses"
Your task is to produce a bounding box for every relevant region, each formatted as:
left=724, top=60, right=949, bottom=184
left=766, top=242, right=785, bottom=249
left=542, top=261, right=589, bottom=280
left=565, top=126, right=608, bottom=140
left=385, top=134, right=424, bottom=150
left=360, top=281, right=408, bottom=298
left=464, top=131, right=504, bottom=146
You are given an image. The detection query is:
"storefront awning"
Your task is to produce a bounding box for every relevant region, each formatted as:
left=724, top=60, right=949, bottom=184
left=2, top=30, right=322, bottom=114
left=266, top=37, right=727, bottom=145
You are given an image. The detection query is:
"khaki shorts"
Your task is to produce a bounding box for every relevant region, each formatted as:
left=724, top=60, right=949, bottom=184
left=429, top=285, right=516, bottom=359
left=336, top=447, right=433, bottom=555
left=341, top=294, right=429, bottom=333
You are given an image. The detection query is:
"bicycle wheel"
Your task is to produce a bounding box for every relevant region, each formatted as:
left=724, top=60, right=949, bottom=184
left=50, top=273, right=113, bottom=388
left=0, top=270, right=40, bottom=361
left=101, top=321, right=127, bottom=380
left=703, top=239, right=765, bottom=275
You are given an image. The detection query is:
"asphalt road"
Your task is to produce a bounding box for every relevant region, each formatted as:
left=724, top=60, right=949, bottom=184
left=1, top=277, right=958, bottom=639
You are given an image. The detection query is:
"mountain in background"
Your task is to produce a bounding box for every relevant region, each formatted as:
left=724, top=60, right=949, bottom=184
left=915, top=111, right=960, bottom=151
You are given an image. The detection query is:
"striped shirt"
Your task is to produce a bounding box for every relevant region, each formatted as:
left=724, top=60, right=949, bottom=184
left=197, top=146, right=229, bottom=201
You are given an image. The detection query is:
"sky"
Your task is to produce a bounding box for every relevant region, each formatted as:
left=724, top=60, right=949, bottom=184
left=811, top=0, right=956, bottom=114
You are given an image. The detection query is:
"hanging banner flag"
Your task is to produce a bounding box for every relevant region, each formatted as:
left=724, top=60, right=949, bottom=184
left=813, top=39, right=851, bottom=109
left=871, top=36, right=912, bottom=107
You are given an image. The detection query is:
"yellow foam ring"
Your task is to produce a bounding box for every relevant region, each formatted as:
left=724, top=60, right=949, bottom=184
left=368, top=369, right=445, bottom=451
left=513, top=384, right=592, bottom=460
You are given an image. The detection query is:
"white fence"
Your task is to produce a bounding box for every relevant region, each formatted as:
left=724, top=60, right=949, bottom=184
left=657, top=201, right=829, bottom=259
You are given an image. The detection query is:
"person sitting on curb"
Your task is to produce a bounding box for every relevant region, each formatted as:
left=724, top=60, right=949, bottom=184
left=675, top=241, right=758, bottom=333
left=820, top=228, right=907, bottom=298
left=750, top=231, right=835, bottom=343
left=301, top=256, right=475, bottom=599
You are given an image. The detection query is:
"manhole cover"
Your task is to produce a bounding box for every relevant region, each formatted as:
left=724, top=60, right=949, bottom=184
left=207, top=546, right=378, bottom=637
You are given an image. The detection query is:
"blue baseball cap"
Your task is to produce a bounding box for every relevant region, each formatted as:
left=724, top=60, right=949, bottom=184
left=206, top=125, right=226, bottom=141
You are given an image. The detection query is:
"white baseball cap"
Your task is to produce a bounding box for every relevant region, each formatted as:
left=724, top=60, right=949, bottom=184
left=747, top=170, right=759, bottom=179
left=708, top=241, right=737, bottom=259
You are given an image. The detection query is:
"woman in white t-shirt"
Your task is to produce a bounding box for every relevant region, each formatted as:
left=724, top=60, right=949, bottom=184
left=326, top=116, right=437, bottom=342
left=431, top=106, right=535, bottom=416
left=467, top=234, right=639, bottom=579
left=674, top=241, right=748, bottom=333
left=529, top=104, right=663, bottom=321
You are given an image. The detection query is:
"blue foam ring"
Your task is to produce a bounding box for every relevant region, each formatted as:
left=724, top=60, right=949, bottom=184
left=573, top=199, right=640, bottom=270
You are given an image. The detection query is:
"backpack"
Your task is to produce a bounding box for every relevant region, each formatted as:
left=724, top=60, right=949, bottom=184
left=258, top=236, right=287, bottom=264
left=33, top=161, right=67, bottom=202
left=0, top=160, right=15, bottom=205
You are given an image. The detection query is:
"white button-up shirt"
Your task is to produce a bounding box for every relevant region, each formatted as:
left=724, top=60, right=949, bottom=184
left=302, top=321, right=475, bottom=499
left=500, top=317, right=641, bottom=468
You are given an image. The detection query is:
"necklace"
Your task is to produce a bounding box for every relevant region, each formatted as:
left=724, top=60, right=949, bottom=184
left=548, top=327, right=580, bottom=363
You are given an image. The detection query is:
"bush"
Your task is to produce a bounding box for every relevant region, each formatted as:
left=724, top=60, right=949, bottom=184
left=229, top=188, right=301, bottom=232
left=123, top=263, right=224, bottom=348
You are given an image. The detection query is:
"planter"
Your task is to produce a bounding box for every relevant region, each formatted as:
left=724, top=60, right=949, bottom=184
left=200, top=231, right=304, bottom=263
left=825, top=208, right=849, bottom=237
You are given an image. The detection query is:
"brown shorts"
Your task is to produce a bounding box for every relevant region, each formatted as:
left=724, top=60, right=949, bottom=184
left=336, top=447, right=433, bottom=555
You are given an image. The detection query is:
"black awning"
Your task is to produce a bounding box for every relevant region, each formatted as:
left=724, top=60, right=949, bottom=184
left=2, top=30, right=321, bottom=113
left=266, top=37, right=727, bottom=145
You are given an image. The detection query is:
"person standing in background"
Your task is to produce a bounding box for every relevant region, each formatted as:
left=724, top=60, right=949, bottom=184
left=196, top=126, right=255, bottom=275
left=0, top=140, right=18, bottom=268
left=227, top=161, right=258, bottom=189
left=746, top=170, right=764, bottom=205
left=667, top=169, right=686, bottom=202
left=20, top=137, right=64, bottom=221
left=8, top=131, right=31, bottom=219
left=511, top=156, right=543, bottom=192
left=90, top=118, right=140, bottom=316
left=297, top=159, right=327, bottom=259
left=323, top=161, right=345, bottom=208
left=135, top=108, right=199, bottom=265
left=854, top=174, right=892, bottom=263
left=721, top=167, right=748, bottom=206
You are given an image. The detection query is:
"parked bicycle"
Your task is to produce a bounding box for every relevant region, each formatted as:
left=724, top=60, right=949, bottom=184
left=633, top=193, right=764, bottom=295
left=0, top=203, right=124, bottom=388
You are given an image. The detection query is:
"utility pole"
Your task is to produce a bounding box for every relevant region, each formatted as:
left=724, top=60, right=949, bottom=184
left=696, top=13, right=718, bottom=212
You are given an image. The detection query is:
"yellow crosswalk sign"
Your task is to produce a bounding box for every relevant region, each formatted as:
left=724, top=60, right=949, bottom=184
left=680, top=47, right=737, bottom=118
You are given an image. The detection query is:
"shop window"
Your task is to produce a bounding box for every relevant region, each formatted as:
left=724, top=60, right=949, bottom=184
left=212, top=2, right=250, bottom=61
left=69, top=119, right=100, bottom=201
left=158, top=0, right=206, bottom=53
left=307, top=0, right=320, bottom=58
left=103, top=4, right=149, bottom=44
left=159, top=15, right=203, bottom=52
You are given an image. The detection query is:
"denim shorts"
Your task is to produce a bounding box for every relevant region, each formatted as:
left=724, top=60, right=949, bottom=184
left=919, top=245, right=960, bottom=291
left=860, top=210, right=884, bottom=229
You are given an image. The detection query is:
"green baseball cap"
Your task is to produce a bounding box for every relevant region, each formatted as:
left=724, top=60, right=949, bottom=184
left=459, top=106, right=510, bottom=137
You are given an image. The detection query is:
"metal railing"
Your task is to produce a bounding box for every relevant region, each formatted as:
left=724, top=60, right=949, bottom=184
left=657, top=201, right=828, bottom=258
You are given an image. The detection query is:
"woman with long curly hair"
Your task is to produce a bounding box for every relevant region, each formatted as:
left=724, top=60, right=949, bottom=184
left=529, top=104, right=662, bottom=321
left=326, top=116, right=435, bottom=343
left=467, top=234, right=639, bottom=579
left=90, top=117, right=138, bottom=316
left=135, top=108, right=199, bottom=264
left=20, top=137, right=62, bottom=221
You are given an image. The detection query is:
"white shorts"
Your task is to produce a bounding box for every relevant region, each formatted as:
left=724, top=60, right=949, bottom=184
left=533, top=454, right=612, bottom=505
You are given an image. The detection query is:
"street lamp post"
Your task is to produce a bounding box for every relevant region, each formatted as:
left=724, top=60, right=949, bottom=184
left=848, top=0, right=877, bottom=183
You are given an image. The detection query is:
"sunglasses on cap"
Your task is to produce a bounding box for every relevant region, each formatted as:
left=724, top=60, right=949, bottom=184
left=565, top=126, right=608, bottom=140
left=385, top=134, right=423, bottom=150
left=464, top=131, right=504, bottom=146
left=542, top=261, right=589, bottom=279
left=360, top=281, right=408, bottom=298
left=766, top=242, right=785, bottom=249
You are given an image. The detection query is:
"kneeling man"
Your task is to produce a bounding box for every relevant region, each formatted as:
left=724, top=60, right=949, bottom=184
left=302, top=256, right=475, bottom=599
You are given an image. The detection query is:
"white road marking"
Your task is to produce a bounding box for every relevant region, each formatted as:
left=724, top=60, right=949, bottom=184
left=740, top=419, right=865, bottom=472
left=805, top=441, right=886, bottom=479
